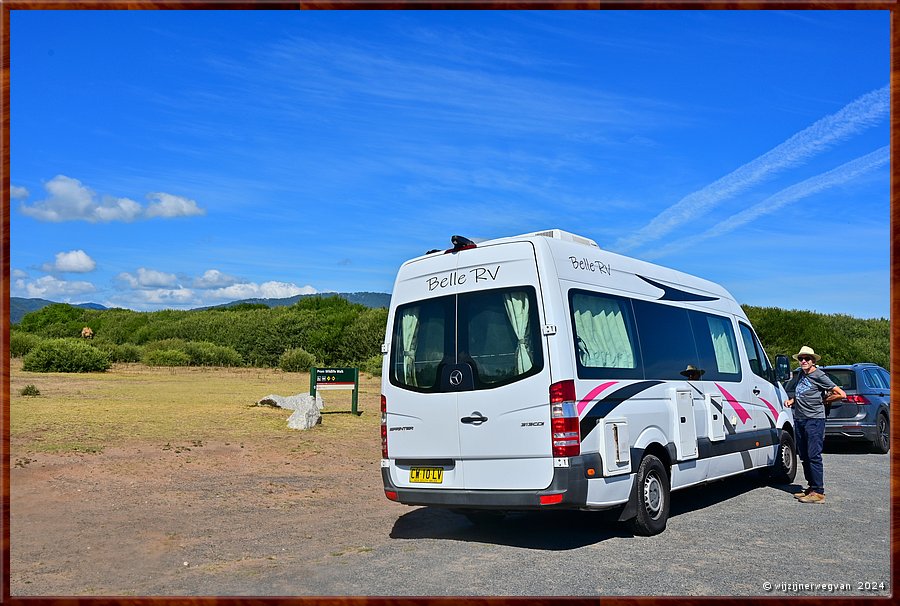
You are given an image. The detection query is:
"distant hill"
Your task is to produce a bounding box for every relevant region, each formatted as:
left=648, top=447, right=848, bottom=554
left=10, top=298, right=108, bottom=325
left=199, top=292, right=391, bottom=311
left=10, top=292, right=391, bottom=325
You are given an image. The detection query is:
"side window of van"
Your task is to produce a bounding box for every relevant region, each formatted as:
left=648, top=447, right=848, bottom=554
left=738, top=323, right=773, bottom=382
left=688, top=311, right=742, bottom=382
left=570, top=291, right=642, bottom=380
left=632, top=300, right=699, bottom=380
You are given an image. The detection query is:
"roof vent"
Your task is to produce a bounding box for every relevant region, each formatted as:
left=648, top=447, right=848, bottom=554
left=529, top=229, right=599, bottom=248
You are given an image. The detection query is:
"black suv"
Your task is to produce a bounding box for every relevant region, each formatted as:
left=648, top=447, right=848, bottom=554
left=819, top=363, right=890, bottom=454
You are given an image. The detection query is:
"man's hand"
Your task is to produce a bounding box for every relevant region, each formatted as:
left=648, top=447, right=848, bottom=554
left=785, top=398, right=794, bottom=408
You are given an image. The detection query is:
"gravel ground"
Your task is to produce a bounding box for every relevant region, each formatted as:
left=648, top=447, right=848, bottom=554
left=11, top=434, right=890, bottom=597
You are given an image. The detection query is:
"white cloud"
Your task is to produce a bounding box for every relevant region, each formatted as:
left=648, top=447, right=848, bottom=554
left=131, top=288, right=197, bottom=305
left=208, top=281, right=317, bottom=301
left=18, top=175, right=205, bottom=223
left=94, top=196, right=143, bottom=222
left=11, top=185, right=29, bottom=200
left=110, top=266, right=318, bottom=310
left=117, top=268, right=180, bottom=289
left=20, top=276, right=96, bottom=299
left=42, top=249, right=97, bottom=273
left=12, top=269, right=29, bottom=279
left=193, top=269, right=240, bottom=289
left=103, top=288, right=201, bottom=311
left=20, top=175, right=96, bottom=222
left=145, top=192, right=205, bottom=219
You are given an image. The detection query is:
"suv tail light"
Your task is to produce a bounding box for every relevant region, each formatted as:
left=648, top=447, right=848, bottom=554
left=550, top=380, right=580, bottom=457
left=844, top=394, right=871, bottom=405
left=381, top=395, right=388, bottom=458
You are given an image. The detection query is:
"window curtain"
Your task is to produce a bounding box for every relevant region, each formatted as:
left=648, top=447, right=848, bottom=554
left=708, top=316, right=738, bottom=373
left=573, top=296, right=634, bottom=368
left=503, top=292, right=533, bottom=374
left=400, top=308, right=420, bottom=386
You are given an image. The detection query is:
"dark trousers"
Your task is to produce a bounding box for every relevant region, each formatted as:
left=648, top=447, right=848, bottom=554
left=795, top=416, right=825, bottom=494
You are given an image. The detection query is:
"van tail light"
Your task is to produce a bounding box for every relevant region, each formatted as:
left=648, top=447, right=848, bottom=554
left=550, top=379, right=577, bottom=404
left=844, top=394, right=871, bottom=405
left=550, top=380, right=580, bottom=457
left=381, top=395, right=388, bottom=458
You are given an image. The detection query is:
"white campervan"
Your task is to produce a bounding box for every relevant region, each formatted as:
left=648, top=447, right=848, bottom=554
left=380, top=229, right=796, bottom=535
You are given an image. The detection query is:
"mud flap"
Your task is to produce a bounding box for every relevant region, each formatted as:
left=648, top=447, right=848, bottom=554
left=618, top=475, right=639, bottom=521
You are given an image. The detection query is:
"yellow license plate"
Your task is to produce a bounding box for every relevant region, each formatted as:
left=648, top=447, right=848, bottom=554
left=410, top=467, right=444, bottom=484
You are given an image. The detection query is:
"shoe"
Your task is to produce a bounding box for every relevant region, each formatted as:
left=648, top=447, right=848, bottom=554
left=793, top=487, right=814, bottom=499
left=798, top=492, right=825, bottom=504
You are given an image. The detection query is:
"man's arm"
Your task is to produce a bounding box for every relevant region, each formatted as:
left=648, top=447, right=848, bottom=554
left=825, top=385, right=846, bottom=403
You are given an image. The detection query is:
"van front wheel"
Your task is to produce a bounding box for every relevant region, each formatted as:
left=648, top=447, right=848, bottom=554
left=630, top=454, right=670, bottom=536
left=769, top=430, right=797, bottom=484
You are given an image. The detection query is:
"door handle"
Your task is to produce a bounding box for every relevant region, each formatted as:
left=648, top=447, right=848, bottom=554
left=461, top=412, right=488, bottom=425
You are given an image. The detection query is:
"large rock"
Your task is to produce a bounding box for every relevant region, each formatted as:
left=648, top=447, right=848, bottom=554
left=256, top=393, right=324, bottom=430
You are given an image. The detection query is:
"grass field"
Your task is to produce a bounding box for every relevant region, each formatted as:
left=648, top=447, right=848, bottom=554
left=9, top=359, right=382, bottom=454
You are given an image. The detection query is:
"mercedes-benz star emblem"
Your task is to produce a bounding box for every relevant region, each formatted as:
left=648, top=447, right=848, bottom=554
left=449, top=370, right=464, bottom=386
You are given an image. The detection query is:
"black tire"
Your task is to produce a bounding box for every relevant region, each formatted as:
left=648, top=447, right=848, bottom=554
left=769, top=429, right=798, bottom=484
left=630, top=454, right=670, bottom=536
left=871, top=413, right=890, bottom=454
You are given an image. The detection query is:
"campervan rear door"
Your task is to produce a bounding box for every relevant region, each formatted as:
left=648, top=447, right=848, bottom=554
left=453, top=242, right=556, bottom=490
left=385, top=252, right=463, bottom=471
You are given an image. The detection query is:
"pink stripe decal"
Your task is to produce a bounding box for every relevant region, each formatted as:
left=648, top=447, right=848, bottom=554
left=715, top=383, right=751, bottom=424
left=759, top=397, right=779, bottom=423
left=577, top=381, right=618, bottom=415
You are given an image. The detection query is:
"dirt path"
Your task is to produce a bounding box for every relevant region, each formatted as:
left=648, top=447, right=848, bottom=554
left=11, top=433, right=399, bottom=595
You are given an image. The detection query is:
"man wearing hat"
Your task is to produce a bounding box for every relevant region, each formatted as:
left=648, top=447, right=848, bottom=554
left=680, top=365, right=705, bottom=381
left=784, top=346, right=846, bottom=504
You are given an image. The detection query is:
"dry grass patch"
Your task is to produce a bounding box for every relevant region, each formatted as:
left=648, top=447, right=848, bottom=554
left=9, top=359, right=381, bottom=454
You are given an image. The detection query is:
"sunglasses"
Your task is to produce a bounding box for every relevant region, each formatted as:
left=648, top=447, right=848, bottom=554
left=798, top=356, right=814, bottom=362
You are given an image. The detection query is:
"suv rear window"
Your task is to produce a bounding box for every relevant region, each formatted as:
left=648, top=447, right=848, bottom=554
left=389, top=286, right=544, bottom=392
left=823, top=369, right=856, bottom=390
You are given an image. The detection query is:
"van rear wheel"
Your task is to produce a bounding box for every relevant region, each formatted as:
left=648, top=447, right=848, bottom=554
left=630, top=454, right=670, bottom=536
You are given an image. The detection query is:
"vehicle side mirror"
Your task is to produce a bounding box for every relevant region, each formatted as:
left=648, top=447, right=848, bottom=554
left=775, top=354, right=791, bottom=383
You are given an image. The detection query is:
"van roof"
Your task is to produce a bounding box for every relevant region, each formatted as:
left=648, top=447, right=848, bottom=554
left=409, top=228, right=739, bottom=312
left=480, top=229, right=600, bottom=248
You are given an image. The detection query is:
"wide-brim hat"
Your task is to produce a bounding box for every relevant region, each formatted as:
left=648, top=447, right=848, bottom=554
left=680, top=364, right=705, bottom=377
left=792, top=345, right=821, bottom=362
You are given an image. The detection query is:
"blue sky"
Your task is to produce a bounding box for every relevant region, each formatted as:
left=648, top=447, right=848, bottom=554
left=9, top=10, right=890, bottom=318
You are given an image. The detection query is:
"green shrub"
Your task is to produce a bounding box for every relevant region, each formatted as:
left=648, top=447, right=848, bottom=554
left=22, top=339, right=111, bottom=373
left=20, top=384, right=41, bottom=396
left=183, top=341, right=244, bottom=367
left=143, top=349, right=191, bottom=367
left=143, top=338, right=189, bottom=353
left=279, top=347, right=317, bottom=372
left=94, top=341, right=144, bottom=363
left=361, top=354, right=383, bottom=377
left=10, top=331, right=43, bottom=358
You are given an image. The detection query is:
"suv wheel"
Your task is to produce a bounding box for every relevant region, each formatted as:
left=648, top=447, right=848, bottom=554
left=871, top=413, right=890, bottom=454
